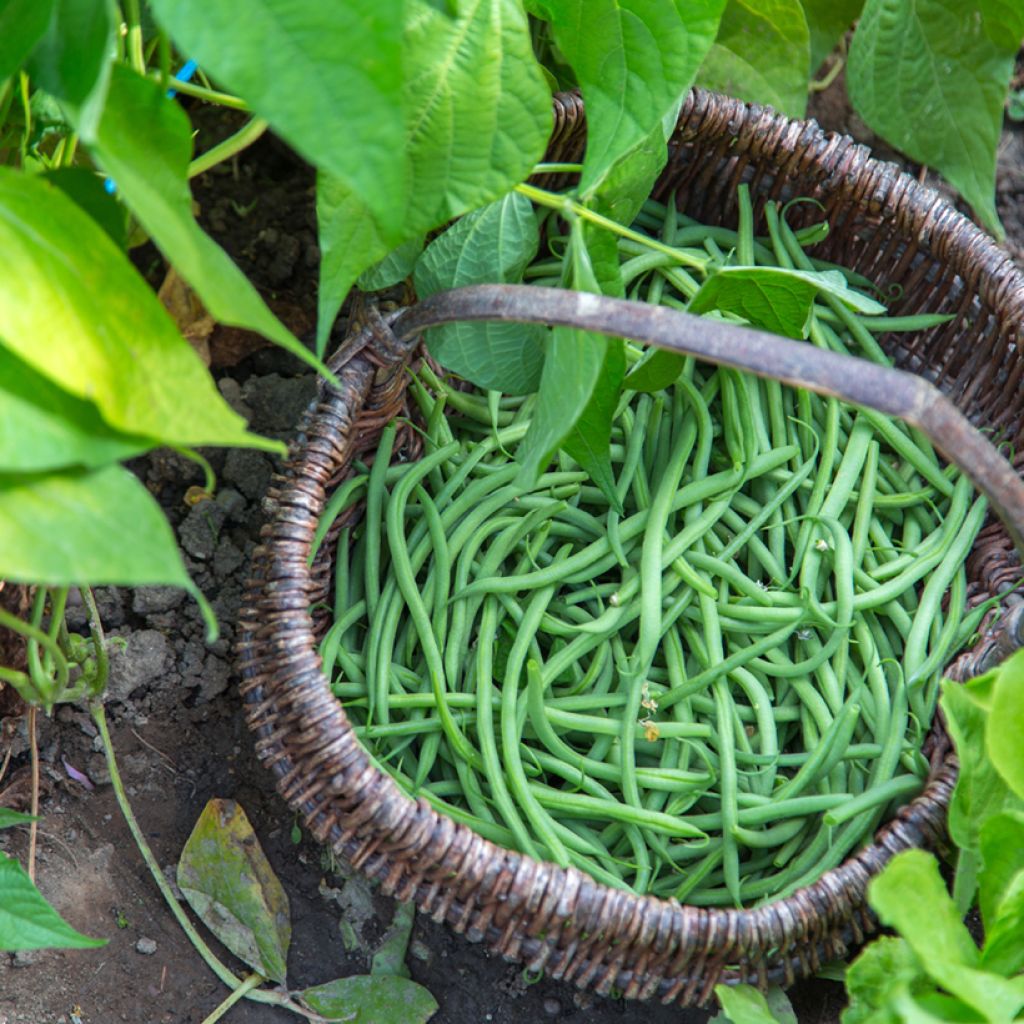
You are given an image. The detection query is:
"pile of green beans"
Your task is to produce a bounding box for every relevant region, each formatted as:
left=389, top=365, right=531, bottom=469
left=316, top=194, right=990, bottom=906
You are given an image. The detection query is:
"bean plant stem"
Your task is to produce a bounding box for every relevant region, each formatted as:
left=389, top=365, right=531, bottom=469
left=123, top=0, right=147, bottom=75
left=514, top=182, right=708, bottom=271
left=88, top=701, right=323, bottom=1020
left=149, top=75, right=250, bottom=111
left=189, top=118, right=270, bottom=179
left=200, top=973, right=266, bottom=1024
left=27, top=706, right=38, bottom=883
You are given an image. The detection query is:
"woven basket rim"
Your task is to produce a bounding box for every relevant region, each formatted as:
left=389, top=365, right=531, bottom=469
left=237, top=87, right=1024, bottom=1006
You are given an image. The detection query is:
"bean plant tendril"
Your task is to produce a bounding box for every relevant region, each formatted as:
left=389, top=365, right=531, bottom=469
left=313, top=188, right=990, bottom=907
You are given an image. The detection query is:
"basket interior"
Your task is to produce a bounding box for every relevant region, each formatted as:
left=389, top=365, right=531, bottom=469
left=239, top=89, right=1024, bottom=1007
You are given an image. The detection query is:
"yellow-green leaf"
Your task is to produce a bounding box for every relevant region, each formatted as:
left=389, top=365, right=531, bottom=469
left=0, top=168, right=280, bottom=453
left=177, top=800, right=291, bottom=984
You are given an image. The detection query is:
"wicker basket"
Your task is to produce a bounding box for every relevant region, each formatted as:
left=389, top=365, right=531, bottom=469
left=237, top=90, right=1024, bottom=1007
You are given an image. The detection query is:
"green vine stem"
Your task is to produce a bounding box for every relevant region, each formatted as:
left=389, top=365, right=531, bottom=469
left=515, top=181, right=709, bottom=271
left=200, top=972, right=266, bottom=1024
left=80, top=586, right=110, bottom=698
left=89, top=701, right=327, bottom=1021
left=150, top=75, right=250, bottom=111
left=189, top=118, right=270, bottom=180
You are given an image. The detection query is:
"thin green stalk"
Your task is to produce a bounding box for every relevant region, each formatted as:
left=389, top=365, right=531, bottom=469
left=531, top=162, right=584, bottom=174
left=80, top=586, right=110, bottom=697
left=201, top=973, right=266, bottom=1024
left=172, top=447, right=218, bottom=496
left=515, top=182, right=708, bottom=272
left=123, top=0, right=146, bottom=74
left=189, top=118, right=269, bottom=179
left=150, top=75, right=249, bottom=111
left=89, top=702, right=325, bottom=1021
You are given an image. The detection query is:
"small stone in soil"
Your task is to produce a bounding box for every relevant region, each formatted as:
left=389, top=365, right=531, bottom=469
left=543, top=997, right=561, bottom=1017
left=106, top=630, right=172, bottom=702
left=132, top=586, right=186, bottom=616
left=135, top=937, right=158, bottom=955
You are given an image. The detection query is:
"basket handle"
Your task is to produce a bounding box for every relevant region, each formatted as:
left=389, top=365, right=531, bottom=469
left=393, top=283, right=1024, bottom=558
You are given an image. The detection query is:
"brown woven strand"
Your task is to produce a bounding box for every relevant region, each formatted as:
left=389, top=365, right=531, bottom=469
left=237, top=89, right=1024, bottom=1007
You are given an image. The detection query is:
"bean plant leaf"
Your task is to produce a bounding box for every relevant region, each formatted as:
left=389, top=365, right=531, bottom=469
left=688, top=266, right=884, bottom=339
left=414, top=193, right=544, bottom=394
left=150, top=0, right=406, bottom=239
left=0, top=168, right=279, bottom=452
left=0, top=465, right=193, bottom=588
left=696, top=0, right=811, bottom=118
left=26, top=0, right=116, bottom=140
left=316, top=0, right=551, bottom=351
left=979, top=812, right=1024, bottom=976
left=563, top=339, right=626, bottom=510
left=177, top=799, right=291, bottom=985
left=515, top=326, right=607, bottom=487
left=371, top=901, right=415, bottom=978
left=843, top=936, right=927, bottom=1024
left=358, top=237, right=425, bottom=292
left=0, top=854, right=105, bottom=950
left=847, top=0, right=1024, bottom=238
left=43, top=166, right=127, bottom=249
left=516, top=221, right=610, bottom=489
left=0, top=0, right=56, bottom=81
left=713, top=983, right=792, bottom=1024
left=0, top=809, right=35, bottom=830
left=0, top=345, right=150, bottom=472
left=801, top=0, right=863, bottom=74
left=81, top=64, right=330, bottom=382
left=986, top=647, right=1024, bottom=800
left=316, top=172, right=394, bottom=351
left=625, top=349, right=686, bottom=392
left=300, top=975, right=437, bottom=1024
left=531, top=0, right=725, bottom=197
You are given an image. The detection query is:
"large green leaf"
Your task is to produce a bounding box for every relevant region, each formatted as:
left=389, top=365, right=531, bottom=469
left=26, top=0, right=116, bottom=140
left=0, top=345, right=150, bottom=472
left=0, top=854, right=105, bottom=951
left=987, top=647, right=1024, bottom=800
left=516, top=222, right=611, bottom=487
left=0, top=0, right=56, bottom=81
left=0, top=465, right=192, bottom=587
left=81, top=64, right=328, bottom=380
left=847, top=0, right=1024, bottom=238
left=533, top=0, right=725, bottom=196
left=696, top=0, right=811, bottom=117
left=300, top=975, right=437, bottom=1024
left=515, top=325, right=607, bottom=486
left=150, top=0, right=404, bottom=238
left=801, top=0, right=863, bottom=74
left=43, top=166, right=127, bottom=249
left=0, top=169, right=278, bottom=452
left=177, top=799, right=291, bottom=984
left=688, top=266, right=884, bottom=339
left=563, top=338, right=626, bottom=509
left=414, top=193, right=544, bottom=394
left=316, top=0, right=551, bottom=350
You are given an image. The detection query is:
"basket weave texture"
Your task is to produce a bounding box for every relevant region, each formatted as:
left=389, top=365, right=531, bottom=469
left=237, top=89, right=1024, bottom=1006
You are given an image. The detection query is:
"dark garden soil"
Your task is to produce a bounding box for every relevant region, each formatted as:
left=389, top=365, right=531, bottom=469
left=1, top=92, right=1022, bottom=1024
